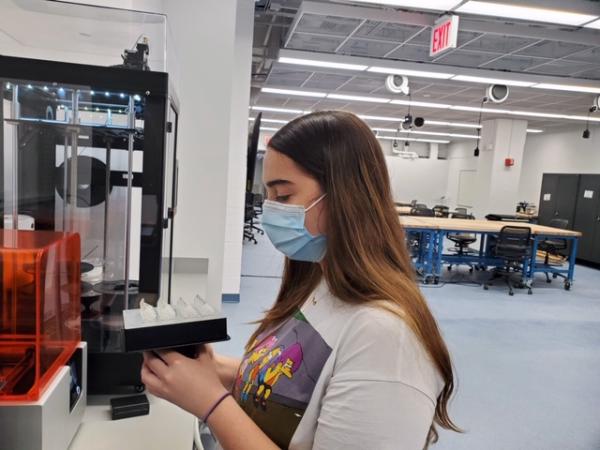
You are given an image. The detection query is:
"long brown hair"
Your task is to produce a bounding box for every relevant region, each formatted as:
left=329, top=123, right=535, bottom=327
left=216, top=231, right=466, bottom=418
left=249, top=111, right=460, bottom=446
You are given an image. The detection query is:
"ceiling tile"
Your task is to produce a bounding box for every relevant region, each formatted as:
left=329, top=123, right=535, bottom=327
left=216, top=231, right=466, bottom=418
left=462, top=34, right=538, bottom=54
left=267, top=68, right=313, bottom=87
left=528, top=61, right=600, bottom=77
left=287, top=33, right=345, bottom=52
left=338, top=38, right=399, bottom=57
left=434, top=50, right=501, bottom=67
left=295, top=14, right=363, bottom=37
left=303, top=72, right=355, bottom=90
left=387, top=44, right=435, bottom=62
left=353, top=21, right=425, bottom=43
left=516, top=41, right=593, bottom=59
left=562, top=47, right=600, bottom=65
left=340, top=76, right=385, bottom=93
left=282, top=98, right=321, bottom=109
left=482, top=55, right=550, bottom=71
left=571, top=67, right=600, bottom=79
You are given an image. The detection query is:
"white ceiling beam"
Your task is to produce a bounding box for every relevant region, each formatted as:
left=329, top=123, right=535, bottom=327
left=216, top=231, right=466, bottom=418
left=294, top=1, right=600, bottom=46
left=278, top=49, right=600, bottom=91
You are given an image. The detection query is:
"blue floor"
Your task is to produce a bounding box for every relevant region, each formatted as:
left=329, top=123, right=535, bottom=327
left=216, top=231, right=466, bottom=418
left=216, top=232, right=600, bottom=450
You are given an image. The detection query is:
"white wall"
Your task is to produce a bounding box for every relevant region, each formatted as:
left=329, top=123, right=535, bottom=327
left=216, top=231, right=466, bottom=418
left=165, top=0, right=251, bottom=308
left=519, top=126, right=600, bottom=205
left=222, top=0, right=254, bottom=297
left=445, top=139, right=478, bottom=211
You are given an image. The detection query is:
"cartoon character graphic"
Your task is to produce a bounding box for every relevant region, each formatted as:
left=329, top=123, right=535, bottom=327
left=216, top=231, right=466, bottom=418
left=241, top=341, right=282, bottom=402
left=254, top=343, right=303, bottom=408
left=237, top=335, right=277, bottom=395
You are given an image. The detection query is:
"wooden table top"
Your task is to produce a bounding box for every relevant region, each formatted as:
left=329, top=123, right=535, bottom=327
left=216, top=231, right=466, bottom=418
left=400, top=216, right=581, bottom=237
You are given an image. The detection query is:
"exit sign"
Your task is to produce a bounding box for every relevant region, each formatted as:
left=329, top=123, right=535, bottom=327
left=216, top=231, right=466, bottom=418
left=430, top=15, right=459, bottom=57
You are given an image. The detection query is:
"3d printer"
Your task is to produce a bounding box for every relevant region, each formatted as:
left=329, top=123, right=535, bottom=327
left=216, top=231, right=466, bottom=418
left=0, top=55, right=180, bottom=400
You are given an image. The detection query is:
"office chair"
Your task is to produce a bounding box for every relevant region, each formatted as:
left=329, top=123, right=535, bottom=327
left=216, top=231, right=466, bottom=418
left=243, top=192, right=263, bottom=244
left=433, top=205, right=450, bottom=218
left=410, top=207, right=435, bottom=217
left=447, top=212, right=477, bottom=272
left=415, top=203, right=428, bottom=210
left=538, top=218, right=569, bottom=283
left=484, top=225, right=532, bottom=296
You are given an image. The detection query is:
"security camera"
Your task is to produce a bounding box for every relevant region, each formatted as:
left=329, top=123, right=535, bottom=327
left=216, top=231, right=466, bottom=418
left=386, top=74, right=410, bottom=95
left=486, top=84, right=509, bottom=104
left=401, top=114, right=413, bottom=130
left=392, top=139, right=399, bottom=149
left=583, top=129, right=590, bottom=139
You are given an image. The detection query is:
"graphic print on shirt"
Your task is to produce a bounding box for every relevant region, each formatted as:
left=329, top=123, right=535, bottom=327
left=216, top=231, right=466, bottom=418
left=233, top=310, right=332, bottom=449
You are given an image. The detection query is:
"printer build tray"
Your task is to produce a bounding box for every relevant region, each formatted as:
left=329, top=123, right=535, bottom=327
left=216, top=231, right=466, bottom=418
left=122, top=311, right=229, bottom=353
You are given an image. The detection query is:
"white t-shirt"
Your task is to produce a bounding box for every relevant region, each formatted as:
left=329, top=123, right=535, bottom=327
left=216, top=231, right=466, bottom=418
left=221, top=279, right=444, bottom=450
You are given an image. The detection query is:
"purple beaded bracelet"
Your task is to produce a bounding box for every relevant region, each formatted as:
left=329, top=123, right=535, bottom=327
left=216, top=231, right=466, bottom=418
left=202, top=392, right=232, bottom=423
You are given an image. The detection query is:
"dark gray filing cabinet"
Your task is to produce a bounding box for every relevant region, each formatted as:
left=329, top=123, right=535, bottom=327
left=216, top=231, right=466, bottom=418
left=538, top=174, right=579, bottom=228
left=573, top=175, right=600, bottom=264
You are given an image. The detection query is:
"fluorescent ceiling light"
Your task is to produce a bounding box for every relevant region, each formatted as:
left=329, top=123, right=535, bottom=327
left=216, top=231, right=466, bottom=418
left=456, top=1, right=597, bottom=26
left=533, top=83, right=600, bottom=94
left=261, top=87, right=326, bottom=98
left=279, top=57, right=367, bottom=71
left=327, top=93, right=390, bottom=103
left=349, top=0, right=462, bottom=9
left=251, top=106, right=306, bottom=114
left=527, top=128, right=543, bottom=133
left=400, top=129, right=479, bottom=139
left=426, top=120, right=481, bottom=129
left=359, top=114, right=404, bottom=121
left=260, top=127, right=279, bottom=132
left=390, top=99, right=451, bottom=109
left=452, top=75, right=534, bottom=87
left=376, top=135, right=451, bottom=144
left=368, top=66, right=455, bottom=80
left=585, top=19, right=600, bottom=29
left=372, top=127, right=397, bottom=132
left=449, top=105, right=486, bottom=112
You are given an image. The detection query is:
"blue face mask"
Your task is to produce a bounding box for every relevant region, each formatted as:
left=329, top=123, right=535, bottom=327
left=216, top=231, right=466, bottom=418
left=261, top=194, right=327, bottom=262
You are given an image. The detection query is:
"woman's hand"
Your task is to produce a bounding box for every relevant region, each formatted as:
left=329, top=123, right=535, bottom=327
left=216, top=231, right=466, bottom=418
left=141, top=346, right=228, bottom=418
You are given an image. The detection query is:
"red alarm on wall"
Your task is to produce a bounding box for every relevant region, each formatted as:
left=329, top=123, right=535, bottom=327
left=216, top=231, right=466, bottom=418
left=505, top=158, right=515, bottom=167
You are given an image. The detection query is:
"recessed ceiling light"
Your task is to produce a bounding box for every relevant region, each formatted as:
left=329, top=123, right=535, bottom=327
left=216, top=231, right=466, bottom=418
left=248, top=117, right=289, bottom=124
left=349, top=0, right=462, bottom=10
left=426, top=120, right=481, bottom=129
left=533, top=83, right=600, bottom=94
left=400, top=129, right=479, bottom=139
left=372, top=127, right=397, bottom=133
left=260, top=127, right=280, bottom=132
left=526, top=129, right=544, bottom=133
left=452, top=75, right=534, bottom=87
left=585, top=18, right=600, bottom=29
left=376, top=135, right=451, bottom=144
left=327, top=93, right=390, bottom=103
left=456, top=1, right=597, bottom=26
left=390, top=99, right=451, bottom=109
left=359, top=114, right=404, bottom=122
left=279, top=57, right=367, bottom=71
left=251, top=106, right=306, bottom=114
left=368, top=66, right=455, bottom=80
left=261, top=87, right=326, bottom=98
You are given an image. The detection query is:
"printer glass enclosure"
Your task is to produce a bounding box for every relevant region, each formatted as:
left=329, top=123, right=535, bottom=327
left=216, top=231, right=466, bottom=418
left=1, top=56, right=178, bottom=393
left=0, top=230, right=81, bottom=401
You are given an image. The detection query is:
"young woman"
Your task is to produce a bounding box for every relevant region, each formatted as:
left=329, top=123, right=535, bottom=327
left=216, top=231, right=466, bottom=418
left=141, top=111, right=460, bottom=449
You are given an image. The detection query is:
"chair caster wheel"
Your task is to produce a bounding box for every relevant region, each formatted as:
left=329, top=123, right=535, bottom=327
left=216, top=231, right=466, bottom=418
left=528, top=289, right=532, bottom=295
left=469, top=267, right=474, bottom=273
left=552, top=273, right=558, bottom=279
left=564, top=281, right=571, bottom=291
left=546, top=278, right=552, bottom=283
left=434, top=277, right=440, bottom=285
left=447, top=266, right=452, bottom=271
left=483, top=285, right=489, bottom=290
left=509, top=291, right=514, bottom=296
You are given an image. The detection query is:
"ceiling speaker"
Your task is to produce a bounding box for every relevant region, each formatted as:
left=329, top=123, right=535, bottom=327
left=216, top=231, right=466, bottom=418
left=486, top=84, right=509, bottom=104
left=385, top=74, right=410, bottom=95
left=414, top=117, right=425, bottom=128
